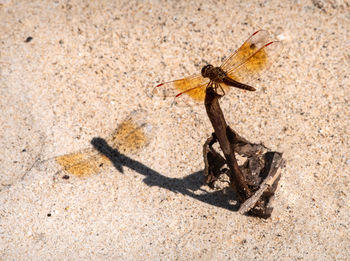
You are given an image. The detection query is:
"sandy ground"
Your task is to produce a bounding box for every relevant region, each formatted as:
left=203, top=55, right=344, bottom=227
left=1, top=0, right=349, bottom=260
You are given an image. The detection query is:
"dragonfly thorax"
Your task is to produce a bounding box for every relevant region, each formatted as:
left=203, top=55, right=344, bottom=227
left=201, top=64, right=227, bottom=83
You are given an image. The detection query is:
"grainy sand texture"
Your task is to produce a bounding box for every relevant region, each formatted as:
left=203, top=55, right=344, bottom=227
left=1, top=0, right=349, bottom=260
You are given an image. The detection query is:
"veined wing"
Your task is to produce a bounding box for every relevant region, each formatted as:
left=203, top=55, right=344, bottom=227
left=152, top=74, right=210, bottom=102
left=220, top=30, right=282, bottom=84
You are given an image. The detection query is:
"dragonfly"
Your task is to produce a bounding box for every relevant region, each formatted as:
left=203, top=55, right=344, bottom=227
left=152, top=30, right=282, bottom=104
left=35, top=110, right=154, bottom=178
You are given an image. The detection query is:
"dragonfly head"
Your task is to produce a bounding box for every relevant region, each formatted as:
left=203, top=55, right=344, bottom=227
left=201, top=64, right=214, bottom=78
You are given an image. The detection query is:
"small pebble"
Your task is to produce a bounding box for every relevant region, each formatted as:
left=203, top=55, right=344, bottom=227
left=24, top=36, right=33, bottom=43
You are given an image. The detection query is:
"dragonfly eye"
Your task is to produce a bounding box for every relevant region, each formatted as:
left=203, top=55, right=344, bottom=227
left=201, top=64, right=213, bottom=78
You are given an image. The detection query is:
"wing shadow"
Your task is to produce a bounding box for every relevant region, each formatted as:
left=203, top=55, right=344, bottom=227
left=91, top=137, right=239, bottom=212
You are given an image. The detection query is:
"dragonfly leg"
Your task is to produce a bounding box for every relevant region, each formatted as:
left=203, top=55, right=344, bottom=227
left=219, top=84, right=225, bottom=96
left=212, top=82, right=225, bottom=96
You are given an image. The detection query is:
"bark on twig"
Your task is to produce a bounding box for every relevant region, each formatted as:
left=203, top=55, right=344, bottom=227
left=204, top=87, right=252, bottom=201
left=203, top=86, right=284, bottom=218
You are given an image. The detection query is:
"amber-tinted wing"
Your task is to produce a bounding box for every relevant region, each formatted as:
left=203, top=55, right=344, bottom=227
left=152, top=74, right=210, bottom=103
left=54, top=110, right=153, bottom=177
left=220, top=30, right=283, bottom=85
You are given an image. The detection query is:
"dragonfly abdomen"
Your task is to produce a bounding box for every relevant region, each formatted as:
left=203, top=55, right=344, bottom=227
left=222, top=77, right=256, bottom=91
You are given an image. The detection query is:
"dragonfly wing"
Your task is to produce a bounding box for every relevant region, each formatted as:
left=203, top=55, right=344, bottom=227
left=221, top=30, right=271, bottom=71
left=227, top=40, right=283, bottom=85
left=220, top=30, right=282, bottom=84
left=152, top=74, right=210, bottom=102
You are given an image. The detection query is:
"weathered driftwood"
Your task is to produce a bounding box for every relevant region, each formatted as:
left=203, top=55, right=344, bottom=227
left=204, top=86, right=284, bottom=218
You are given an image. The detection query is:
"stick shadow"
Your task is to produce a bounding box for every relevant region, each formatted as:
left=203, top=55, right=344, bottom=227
left=91, top=137, right=239, bottom=212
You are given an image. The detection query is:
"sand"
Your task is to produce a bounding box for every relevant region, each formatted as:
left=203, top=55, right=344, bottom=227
left=1, top=0, right=349, bottom=260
